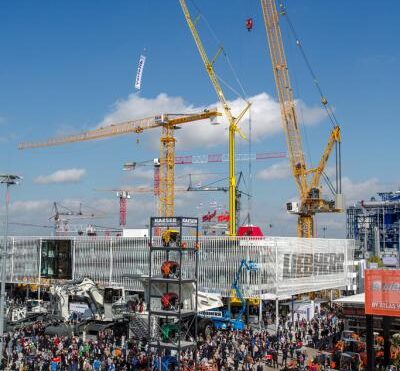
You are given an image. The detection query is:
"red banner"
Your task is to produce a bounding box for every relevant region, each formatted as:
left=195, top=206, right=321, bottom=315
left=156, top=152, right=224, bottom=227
left=202, top=210, right=217, bottom=222
left=365, top=269, right=400, bottom=317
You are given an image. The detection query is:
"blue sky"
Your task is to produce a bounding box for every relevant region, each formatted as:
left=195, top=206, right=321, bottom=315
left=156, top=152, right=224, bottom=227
left=1, top=1, right=399, bottom=236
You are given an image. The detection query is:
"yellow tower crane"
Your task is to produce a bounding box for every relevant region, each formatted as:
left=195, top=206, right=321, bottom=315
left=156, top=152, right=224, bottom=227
left=179, top=0, right=251, bottom=236
left=19, top=110, right=221, bottom=217
left=260, top=0, right=343, bottom=237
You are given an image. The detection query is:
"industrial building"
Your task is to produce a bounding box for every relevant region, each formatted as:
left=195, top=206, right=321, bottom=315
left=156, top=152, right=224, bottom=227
left=346, top=191, right=400, bottom=261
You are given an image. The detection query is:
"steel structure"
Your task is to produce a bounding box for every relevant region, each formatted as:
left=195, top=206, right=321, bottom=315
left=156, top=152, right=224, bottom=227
left=175, top=151, right=286, bottom=165
left=5, top=235, right=354, bottom=299
left=50, top=202, right=100, bottom=236
left=179, top=0, right=251, bottom=236
left=347, top=191, right=400, bottom=259
left=19, top=111, right=220, bottom=217
left=260, top=0, right=342, bottom=237
left=147, top=217, right=199, bottom=369
left=125, top=151, right=286, bottom=167
left=125, top=151, right=286, bottom=219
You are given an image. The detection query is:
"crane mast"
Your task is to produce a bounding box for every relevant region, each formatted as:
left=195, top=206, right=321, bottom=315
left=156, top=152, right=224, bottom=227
left=260, top=0, right=307, bottom=198
left=179, top=0, right=250, bottom=236
left=260, top=0, right=342, bottom=237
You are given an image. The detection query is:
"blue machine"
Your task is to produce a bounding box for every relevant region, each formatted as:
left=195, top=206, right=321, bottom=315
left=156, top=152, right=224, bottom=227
left=204, top=259, right=259, bottom=330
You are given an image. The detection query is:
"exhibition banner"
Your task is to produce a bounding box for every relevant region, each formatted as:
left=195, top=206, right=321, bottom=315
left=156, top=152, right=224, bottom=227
left=365, top=269, right=400, bottom=317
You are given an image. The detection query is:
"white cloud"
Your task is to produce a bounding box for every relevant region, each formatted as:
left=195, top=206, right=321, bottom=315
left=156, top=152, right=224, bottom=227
left=10, top=200, right=52, bottom=213
left=256, top=161, right=290, bottom=180
left=34, top=168, right=86, bottom=184
left=6, top=196, right=157, bottom=235
left=99, top=93, right=192, bottom=127
left=97, top=92, right=327, bottom=150
left=296, top=100, right=328, bottom=126
left=130, top=167, right=155, bottom=182
left=341, top=176, right=389, bottom=204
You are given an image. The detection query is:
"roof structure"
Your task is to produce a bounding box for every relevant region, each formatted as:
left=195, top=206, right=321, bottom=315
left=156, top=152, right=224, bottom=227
left=334, top=293, right=365, bottom=305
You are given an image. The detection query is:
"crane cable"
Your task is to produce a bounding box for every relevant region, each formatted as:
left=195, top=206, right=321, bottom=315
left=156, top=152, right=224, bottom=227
left=279, top=1, right=339, bottom=129
left=279, top=1, right=342, bottom=194
left=188, top=0, right=249, bottom=102
left=283, top=15, right=314, bottom=169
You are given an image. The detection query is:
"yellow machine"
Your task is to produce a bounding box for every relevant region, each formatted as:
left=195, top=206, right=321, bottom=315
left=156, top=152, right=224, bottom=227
left=179, top=0, right=251, bottom=236
left=260, top=0, right=343, bottom=237
left=230, top=289, right=260, bottom=307
left=19, top=111, right=220, bottom=217
left=161, top=229, right=180, bottom=247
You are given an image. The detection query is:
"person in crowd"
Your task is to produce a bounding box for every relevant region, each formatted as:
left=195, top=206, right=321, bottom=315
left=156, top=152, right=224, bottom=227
left=1, top=303, right=346, bottom=370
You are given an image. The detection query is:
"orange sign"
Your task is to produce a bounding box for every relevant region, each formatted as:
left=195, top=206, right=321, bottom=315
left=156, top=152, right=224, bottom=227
left=365, top=269, right=400, bottom=317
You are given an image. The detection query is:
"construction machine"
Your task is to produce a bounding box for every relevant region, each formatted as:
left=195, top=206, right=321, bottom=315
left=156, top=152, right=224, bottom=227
left=135, top=276, right=223, bottom=341
left=187, top=171, right=251, bottom=232
left=200, top=259, right=259, bottom=331
left=161, top=229, right=180, bottom=247
left=179, top=0, right=251, bottom=235
left=260, top=0, right=343, bottom=237
left=19, top=110, right=221, bottom=217
left=6, top=299, right=49, bottom=327
left=49, top=277, right=128, bottom=322
left=161, top=261, right=180, bottom=279
left=45, top=277, right=132, bottom=339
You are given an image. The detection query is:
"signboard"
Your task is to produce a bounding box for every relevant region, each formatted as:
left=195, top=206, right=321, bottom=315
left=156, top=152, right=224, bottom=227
left=134, top=54, right=146, bottom=90
left=365, top=269, right=400, bottom=317
left=151, top=217, right=198, bottom=227
left=151, top=217, right=178, bottom=227
left=283, top=253, right=344, bottom=279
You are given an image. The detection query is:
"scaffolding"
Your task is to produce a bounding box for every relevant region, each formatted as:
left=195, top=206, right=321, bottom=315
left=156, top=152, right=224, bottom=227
left=346, top=191, right=400, bottom=259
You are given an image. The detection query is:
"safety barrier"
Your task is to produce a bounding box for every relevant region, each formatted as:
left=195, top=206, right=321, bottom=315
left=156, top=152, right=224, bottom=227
left=3, top=236, right=354, bottom=299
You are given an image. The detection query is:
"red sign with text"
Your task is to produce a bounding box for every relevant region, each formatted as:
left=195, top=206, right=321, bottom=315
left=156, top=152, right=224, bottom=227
left=365, top=269, right=400, bottom=317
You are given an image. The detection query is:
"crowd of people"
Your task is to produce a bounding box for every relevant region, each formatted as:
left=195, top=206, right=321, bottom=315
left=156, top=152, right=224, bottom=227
left=194, top=306, right=344, bottom=370
left=1, top=305, right=346, bottom=370
left=2, top=321, right=151, bottom=370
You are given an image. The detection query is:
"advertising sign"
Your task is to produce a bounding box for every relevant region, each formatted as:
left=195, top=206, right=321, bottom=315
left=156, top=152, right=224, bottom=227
left=134, top=55, right=146, bottom=90
left=365, top=269, right=400, bottom=317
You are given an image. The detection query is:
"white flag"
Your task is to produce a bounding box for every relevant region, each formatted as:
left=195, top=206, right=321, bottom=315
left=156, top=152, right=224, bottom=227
left=134, top=55, right=146, bottom=90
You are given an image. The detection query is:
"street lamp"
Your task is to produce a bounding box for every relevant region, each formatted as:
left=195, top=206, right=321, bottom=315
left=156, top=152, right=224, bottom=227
left=0, top=174, right=22, bottom=361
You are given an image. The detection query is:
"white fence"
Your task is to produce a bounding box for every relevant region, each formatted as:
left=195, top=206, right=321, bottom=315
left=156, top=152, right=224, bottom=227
left=4, top=236, right=354, bottom=299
